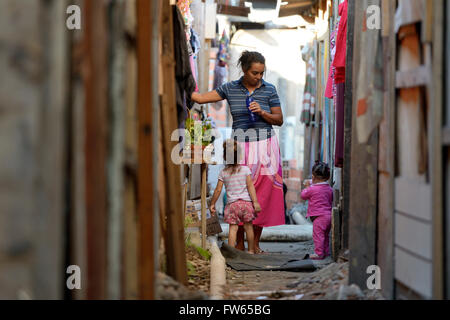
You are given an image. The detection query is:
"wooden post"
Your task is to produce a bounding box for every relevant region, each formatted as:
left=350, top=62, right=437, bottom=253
left=136, top=0, right=157, bottom=299
left=347, top=0, right=378, bottom=288
left=431, top=0, right=444, bottom=300
left=342, top=0, right=355, bottom=251
left=160, top=0, right=188, bottom=285
left=201, top=164, right=208, bottom=249
left=377, top=0, right=396, bottom=300
left=83, top=0, right=108, bottom=300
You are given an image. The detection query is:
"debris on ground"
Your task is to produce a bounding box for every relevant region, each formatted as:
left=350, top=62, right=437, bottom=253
left=185, top=244, right=211, bottom=296
left=155, top=272, right=208, bottom=300
left=223, top=260, right=385, bottom=300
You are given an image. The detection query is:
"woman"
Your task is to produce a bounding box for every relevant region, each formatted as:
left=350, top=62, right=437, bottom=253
left=191, top=51, right=285, bottom=254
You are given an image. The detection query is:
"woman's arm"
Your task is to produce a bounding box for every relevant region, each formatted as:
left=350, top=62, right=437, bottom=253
left=249, top=103, right=284, bottom=126
left=191, top=90, right=224, bottom=104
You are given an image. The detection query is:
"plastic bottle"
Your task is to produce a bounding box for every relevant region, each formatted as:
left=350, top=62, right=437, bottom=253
left=246, top=94, right=257, bottom=123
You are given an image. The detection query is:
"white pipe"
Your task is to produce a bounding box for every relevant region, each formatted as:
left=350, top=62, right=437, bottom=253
left=208, top=237, right=226, bottom=300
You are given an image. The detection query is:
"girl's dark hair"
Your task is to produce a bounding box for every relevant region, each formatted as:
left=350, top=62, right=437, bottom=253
left=223, top=140, right=242, bottom=175
left=238, top=51, right=266, bottom=72
left=312, top=161, right=331, bottom=181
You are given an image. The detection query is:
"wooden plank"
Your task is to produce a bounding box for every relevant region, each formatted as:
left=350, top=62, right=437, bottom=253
left=107, top=0, right=127, bottom=300
left=395, top=177, right=432, bottom=221
left=395, top=213, right=432, bottom=260
left=69, top=0, right=87, bottom=299
left=201, top=164, right=207, bottom=249
left=136, top=0, right=157, bottom=300
left=342, top=0, right=355, bottom=251
left=216, top=4, right=250, bottom=17
left=160, top=1, right=188, bottom=285
left=377, top=1, right=396, bottom=299
left=123, top=0, right=138, bottom=300
left=83, top=0, right=108, bottom=300
left=331, top=207, right=340, bottom=261
left=348, top=0, right=378, bottom=288
left=395, top=65, right=431, bottom=88
left=430, top=0, right=444, bottom=300
left=395, top=247, right=432, bottom=299
left=443, top=128, right=450, bottom=146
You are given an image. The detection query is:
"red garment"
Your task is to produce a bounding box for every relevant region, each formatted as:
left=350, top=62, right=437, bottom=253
left=333, top=0, right=348, bottom=84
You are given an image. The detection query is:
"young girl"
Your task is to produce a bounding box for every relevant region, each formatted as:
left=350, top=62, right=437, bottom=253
left=210, top=140, right=261, bottom=254
left=301, top=161, right=333, bottom=260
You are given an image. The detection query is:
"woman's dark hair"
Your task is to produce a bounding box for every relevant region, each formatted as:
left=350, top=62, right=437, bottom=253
left=223, top=139, right=242, bottom=175
left=312, top=161, right=331, bottom=181
left=238, top=51, right=266, bottom=72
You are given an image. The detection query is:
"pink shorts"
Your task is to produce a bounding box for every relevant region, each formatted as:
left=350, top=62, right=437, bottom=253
left=224, top=200, right=255, bottom=225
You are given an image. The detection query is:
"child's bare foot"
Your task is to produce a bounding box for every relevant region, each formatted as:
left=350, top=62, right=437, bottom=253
left=309, top=254, right=323, bottom=260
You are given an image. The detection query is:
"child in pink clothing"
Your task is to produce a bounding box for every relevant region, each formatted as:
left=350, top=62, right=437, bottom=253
left=301, top=161, right=333, bottom=260
left=210, top=140, right=261, bottom=254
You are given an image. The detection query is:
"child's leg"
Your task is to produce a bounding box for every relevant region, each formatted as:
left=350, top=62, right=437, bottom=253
left=228, top=225, right=239, bottom=248
left=235, top=226, right=245, bottom=251
left=324, top=216, right=332, bottom=257
left=312, top=217, right=325, bottom=258
left=243, top=223, right=255, bottom=254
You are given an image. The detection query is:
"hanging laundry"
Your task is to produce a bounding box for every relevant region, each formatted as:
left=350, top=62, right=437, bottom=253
left=190, top=28, right=201, bottom=56
left=325, top=21, right=339, bottom=99
left=300, top=42, right=317, bottom=126
left=173, top=5, right=197, bottom=128
left=177, top=0, right=194, bottom=28
left=212, top=31, right=229, bottom=111
left=333, top=0, right=348, bottom=84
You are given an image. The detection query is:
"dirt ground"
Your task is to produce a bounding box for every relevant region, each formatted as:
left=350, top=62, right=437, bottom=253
left=179, top=239, right=384, bottom=300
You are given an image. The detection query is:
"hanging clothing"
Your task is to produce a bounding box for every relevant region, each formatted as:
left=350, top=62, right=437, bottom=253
left=333, top=0, right=348, bottom=84
left=173, top=5, right=196, bottom=127
left=325, top=22, right=339, bottom=99
left=335, top=83, right=345, bottom=168
left=190, top=28, right=201, bottom=55
left=300, top=43, right=317, bottom=126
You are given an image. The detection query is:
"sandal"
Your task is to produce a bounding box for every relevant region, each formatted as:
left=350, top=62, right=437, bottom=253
left=309, top=254, right=324, bottom=260
left=255, top=248, right=268, bottom=255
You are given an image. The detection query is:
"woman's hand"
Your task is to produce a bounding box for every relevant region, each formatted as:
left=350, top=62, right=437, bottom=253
left=249, top=101, right=264, bottom=116
left=209, top=205, right=217, bottom=216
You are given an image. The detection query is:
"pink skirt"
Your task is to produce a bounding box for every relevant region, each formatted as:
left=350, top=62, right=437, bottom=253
left=238, top=136, right=285, bottom=228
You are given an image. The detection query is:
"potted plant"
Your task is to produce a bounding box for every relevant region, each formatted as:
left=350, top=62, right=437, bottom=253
left=184, top=112, right=214, bottom=162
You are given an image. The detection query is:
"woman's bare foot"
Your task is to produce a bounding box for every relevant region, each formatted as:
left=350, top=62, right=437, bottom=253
left=248, top=250, right=255, bottom=255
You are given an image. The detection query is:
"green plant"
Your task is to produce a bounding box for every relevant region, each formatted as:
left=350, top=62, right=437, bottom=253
left=185, top=116, right=213, bottom=148
left=194, top=245, right=211, bottom=261
left=187, top=261, right=196, bottom=277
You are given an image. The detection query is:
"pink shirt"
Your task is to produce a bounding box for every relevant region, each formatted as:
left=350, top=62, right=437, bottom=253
left=301, top=183, right=333, bottom=217
left=219, top=166, right=252, bottom=204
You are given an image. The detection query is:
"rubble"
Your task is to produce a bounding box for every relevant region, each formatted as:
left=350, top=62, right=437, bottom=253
left=155, top=272, right=208, bottom=300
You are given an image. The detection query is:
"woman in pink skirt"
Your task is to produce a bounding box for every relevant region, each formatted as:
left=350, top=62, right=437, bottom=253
left=192, top=51, right=285, bottom=254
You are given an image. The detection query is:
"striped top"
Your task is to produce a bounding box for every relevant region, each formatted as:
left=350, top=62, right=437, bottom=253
left=218, top=166, right=252, bottom=204
left=216, top=77, right=281, bottom=142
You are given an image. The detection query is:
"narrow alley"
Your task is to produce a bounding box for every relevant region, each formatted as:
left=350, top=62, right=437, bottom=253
left=0, top=0, right=450, bottom=307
